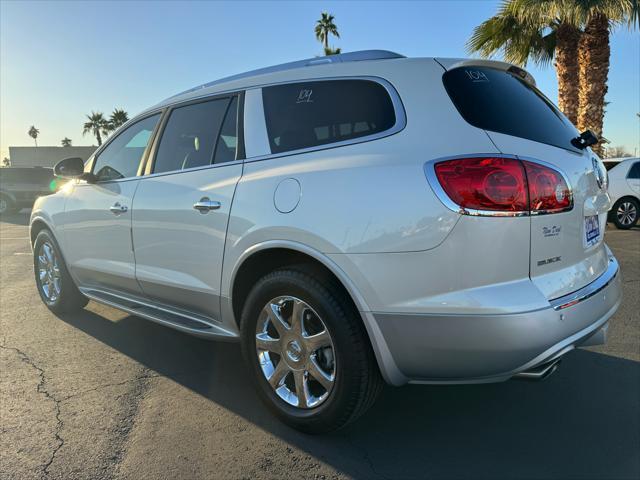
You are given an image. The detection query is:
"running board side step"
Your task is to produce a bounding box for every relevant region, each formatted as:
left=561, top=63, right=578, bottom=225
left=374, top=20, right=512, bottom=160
left=80, top=288, right=239, bottom=341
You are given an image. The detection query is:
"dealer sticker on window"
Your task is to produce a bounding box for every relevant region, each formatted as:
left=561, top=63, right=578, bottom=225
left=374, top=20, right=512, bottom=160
left=584, top=215, right=601, bottom=248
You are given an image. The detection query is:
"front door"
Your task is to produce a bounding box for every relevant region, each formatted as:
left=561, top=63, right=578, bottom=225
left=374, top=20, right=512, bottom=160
left=132, top=95, right=242, bottom=321
left=63, top=113, right=161, bottom=295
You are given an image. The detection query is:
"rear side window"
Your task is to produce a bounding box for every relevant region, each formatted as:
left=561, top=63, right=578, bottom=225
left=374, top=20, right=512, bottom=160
left=628, top=162, right=640, bottom=179
left=443, top=67, right=579, bottom=152
left=262, top=80, right=396, bottom=154
left=153, top=96, right=238, bottom=174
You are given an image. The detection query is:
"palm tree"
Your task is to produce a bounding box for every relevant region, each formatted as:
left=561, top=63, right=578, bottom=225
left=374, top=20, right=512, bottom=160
left=315, top=12, right=340, bottom=55
left=2, top=157, right=10, bottom=167
left=83, top=111, right=110, bottom=146
left=468, top=1, right=580, bottom=124
left=469, top=0, right=638, bottom=154
left=109, top=108, right=129, bottom=131
left=28, top=126, right=40, bottom=147
left=61, top=137, right=72, bottom=147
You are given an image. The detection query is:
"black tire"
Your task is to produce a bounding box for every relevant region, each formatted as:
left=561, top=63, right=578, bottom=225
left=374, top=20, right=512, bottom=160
left=240, top=266, right=383, bottom=434
left=0, top=194, right=16, bottom=215
left=33, top=229, right=88, bottom=313
left=611, top=197, right=639, bottom=230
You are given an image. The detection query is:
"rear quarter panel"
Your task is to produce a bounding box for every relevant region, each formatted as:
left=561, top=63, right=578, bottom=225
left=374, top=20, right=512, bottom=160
left=222, top=58, right=500, bottom=299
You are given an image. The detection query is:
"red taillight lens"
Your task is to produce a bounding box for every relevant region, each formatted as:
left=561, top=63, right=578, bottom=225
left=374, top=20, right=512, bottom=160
left=523, top=161, right=571, bottom=213
left=434, top=157, right=528, bottom=212
left=433, top=157, right=571, bottom=214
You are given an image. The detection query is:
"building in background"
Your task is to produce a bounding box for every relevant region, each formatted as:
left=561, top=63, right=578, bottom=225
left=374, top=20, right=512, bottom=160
left=8, top=146, right=97, bottom=168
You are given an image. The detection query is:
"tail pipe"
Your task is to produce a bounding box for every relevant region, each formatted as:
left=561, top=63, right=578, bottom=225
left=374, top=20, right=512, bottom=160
left=513, top=358, right=562, bottom=381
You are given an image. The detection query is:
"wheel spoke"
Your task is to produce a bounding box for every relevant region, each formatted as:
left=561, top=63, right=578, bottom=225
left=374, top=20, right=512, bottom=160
left=293, top=370, right=309, bottom=408
left=268, top=359, right=290, bottom=389
left=43, top=244, right=53, bottom=262
left=307, top=356, right=334, bottom=391
left=256, top=333, right=280, bottom=353
left=265, top=303, right=289, bottom=336
left=39, top=269, right=48, bottom=282
left=289, top=299, right=306, bottom=335
left=304, top=329, right=331, bottom=352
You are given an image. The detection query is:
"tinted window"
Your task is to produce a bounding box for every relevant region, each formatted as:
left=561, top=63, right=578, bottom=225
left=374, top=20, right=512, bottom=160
left=93, top=114, right=160, bottom=181
left=443, top=67, right=580, bottom=152
left=262, top=80, right=396, bottom=154
left=214, top=96, right=238, bottom=164
left=153, top=98, right=233, bottom=173
left=628, top=162, right=640, bottom=179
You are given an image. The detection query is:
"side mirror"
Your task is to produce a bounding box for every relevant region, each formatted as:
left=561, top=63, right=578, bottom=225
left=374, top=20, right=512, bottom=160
left=54, top=157, right=85, bottom=179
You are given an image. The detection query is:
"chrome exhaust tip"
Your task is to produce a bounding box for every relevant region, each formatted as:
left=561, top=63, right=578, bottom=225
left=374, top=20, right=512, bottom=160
left=513, top=358, right=561, bottom=381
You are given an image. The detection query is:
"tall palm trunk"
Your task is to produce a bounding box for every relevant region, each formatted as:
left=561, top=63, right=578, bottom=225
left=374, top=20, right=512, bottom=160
left=577, top=12, right=610, bottom=157
left=554, top=22, right=581, bottom=126
left=96, top=130, right=102, bottom=146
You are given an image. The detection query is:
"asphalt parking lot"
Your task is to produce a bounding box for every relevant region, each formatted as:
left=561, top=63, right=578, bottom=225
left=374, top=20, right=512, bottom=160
left=1, top=210, right=638, bottom=480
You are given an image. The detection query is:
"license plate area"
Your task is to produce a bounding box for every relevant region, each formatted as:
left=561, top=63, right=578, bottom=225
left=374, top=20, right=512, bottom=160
left=584, top=214, right=600, bottom=248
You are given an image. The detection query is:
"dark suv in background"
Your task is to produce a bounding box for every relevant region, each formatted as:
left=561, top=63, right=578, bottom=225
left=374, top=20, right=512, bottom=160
left=0, top=167, right=57, bottom=214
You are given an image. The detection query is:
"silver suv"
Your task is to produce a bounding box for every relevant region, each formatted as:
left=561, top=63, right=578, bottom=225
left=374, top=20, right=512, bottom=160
left=31, top=51, right=621, bottom=433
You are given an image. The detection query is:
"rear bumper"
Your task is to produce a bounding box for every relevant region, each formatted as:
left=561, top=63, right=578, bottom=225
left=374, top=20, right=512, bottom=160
left=373, top=254, right=621, bottom=384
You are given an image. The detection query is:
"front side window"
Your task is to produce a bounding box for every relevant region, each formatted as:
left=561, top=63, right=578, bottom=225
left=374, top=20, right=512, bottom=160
left=152, top=96, right=238, bottom=174
left=93, top=114, right=160, bottom=182
left=262, top=80, right=397, bottom=154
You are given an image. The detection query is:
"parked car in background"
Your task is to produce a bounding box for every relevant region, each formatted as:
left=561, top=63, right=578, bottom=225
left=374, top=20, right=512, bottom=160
left=607, top=157, right=640, bottom=229
left=31, top=51, right=621, bottom=433
left=603, top=158, right=624, bottom=171
left=0, top=167, right=57, bottom=214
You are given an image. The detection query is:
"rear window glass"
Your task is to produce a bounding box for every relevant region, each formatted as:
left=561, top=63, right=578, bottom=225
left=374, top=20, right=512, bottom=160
left=443, top=67, right=579, bottom=152
left=262, top=80, right=396, bottom=154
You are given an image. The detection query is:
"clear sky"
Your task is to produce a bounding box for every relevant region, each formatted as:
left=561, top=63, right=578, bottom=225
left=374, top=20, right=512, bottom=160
left=1, top=0, right=638, bottom=160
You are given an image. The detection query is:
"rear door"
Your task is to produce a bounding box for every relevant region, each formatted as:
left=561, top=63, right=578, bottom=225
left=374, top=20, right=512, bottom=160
left=131, top=95, right=243, bottom=321
left=441, top=63, right=610, bottom=300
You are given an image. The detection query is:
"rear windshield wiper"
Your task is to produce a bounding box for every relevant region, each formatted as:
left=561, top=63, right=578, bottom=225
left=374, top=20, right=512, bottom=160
left=571, top=130, right=599, bottom=150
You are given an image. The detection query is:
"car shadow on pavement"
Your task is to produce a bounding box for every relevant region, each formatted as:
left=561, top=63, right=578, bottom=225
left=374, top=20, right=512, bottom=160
left=56, top=307, right=640, bottom=479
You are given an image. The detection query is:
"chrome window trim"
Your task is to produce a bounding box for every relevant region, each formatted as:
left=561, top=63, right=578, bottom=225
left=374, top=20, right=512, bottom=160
left=423, top=154, right=574, bottom=218
left=111, top=75, right=406, bottom=177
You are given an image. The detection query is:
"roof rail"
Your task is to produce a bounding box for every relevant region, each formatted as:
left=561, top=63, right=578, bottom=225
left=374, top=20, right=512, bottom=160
left=169, top=50, right=405, bottom=99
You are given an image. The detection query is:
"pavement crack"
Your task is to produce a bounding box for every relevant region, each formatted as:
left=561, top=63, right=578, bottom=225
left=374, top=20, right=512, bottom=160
left=59, top=373, right=161, bottom=402
left=0, top=343, right=64, bottom=478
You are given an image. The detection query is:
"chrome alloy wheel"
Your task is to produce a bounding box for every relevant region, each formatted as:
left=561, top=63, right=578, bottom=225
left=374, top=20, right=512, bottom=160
left=37, top=241, right=61, bottom=303
left=256, top=296, right=336, bottom=409
left=617, top=201, right=637, bottom=226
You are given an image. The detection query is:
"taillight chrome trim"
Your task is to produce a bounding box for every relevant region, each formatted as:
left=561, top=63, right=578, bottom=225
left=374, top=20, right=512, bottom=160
left=424, top=154, right=574, bottom=217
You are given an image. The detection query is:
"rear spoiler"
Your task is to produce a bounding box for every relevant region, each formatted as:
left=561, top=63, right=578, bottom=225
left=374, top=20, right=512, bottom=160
left=435, top=58, right=536, bottom=87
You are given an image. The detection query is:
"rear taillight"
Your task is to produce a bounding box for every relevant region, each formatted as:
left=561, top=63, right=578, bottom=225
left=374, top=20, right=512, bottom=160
left=522, top=161, right=571, bottom=213
left=433, top=157, right=572, bottom=215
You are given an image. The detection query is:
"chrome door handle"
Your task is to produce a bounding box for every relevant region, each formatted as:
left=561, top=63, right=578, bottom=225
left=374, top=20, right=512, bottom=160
left=193, top=198, right=221, bottom=213
left=109, top=202, right=128, bottom=215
